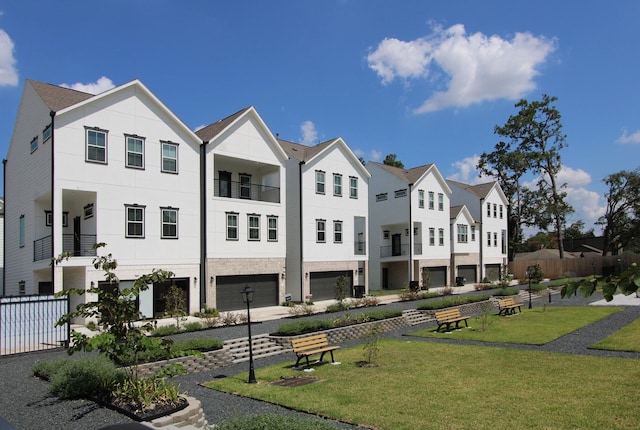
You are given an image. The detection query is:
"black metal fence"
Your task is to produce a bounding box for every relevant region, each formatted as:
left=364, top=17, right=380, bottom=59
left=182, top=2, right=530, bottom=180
left=0, top=294, right=69, bottom=356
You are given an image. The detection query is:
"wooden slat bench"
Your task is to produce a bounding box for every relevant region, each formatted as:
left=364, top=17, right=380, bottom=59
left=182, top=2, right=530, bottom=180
left=291, top=333, right=340, bottom=369
left=434, top=307, right=469, bottom=332
left=496, top=297, right=522, bottom=316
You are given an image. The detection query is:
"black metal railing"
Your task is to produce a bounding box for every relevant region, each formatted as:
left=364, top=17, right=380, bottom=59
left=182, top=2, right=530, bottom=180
left=34, top=234, right=97, bottom=261
left=380, top=243, right=423, bottom=257
left=0, top=294, right=69, bottom=355
left=214, top=179, right=280, bottom=203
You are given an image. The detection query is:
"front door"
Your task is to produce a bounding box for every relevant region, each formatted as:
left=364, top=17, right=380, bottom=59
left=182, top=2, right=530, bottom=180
left=392, top=234, right=401, bottom=256
left=73, top=216, right=81, bottom=256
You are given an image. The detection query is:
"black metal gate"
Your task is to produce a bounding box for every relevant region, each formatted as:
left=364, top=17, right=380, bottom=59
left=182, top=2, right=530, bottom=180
left=0, top=294, right=69, bottom=356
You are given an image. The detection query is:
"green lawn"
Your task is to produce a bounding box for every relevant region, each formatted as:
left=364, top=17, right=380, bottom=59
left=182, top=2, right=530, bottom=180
left=205, top=339, right=640, bottom=429
left=592, top=317, right=640, bottom=352
left=411, top=306, right=622, bottom=344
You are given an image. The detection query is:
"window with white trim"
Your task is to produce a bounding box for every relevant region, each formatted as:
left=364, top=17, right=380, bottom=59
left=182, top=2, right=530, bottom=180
left=86, top=128, right=107, bottom=163
left=428, top=192, right=434, bottom=209
left=429, top=228, right=435, bottom=246
left=438, top=193, right=444, bottom=211
left=487, top=202, right=491, bottom=217
left=457, top=224, right=468, bottom=243
left=316, top=219, right=326, bottom=243
left=19, top=281, right=25, bottom=295
left=226, top=212, right=238, bottom=240
left=438, top=228, right=444, bottom=246
left=45, top=211, right=68, bottom=227
left=267, top=215, right=278, bottom=241
left=316, top=170, right=325, bottom=194
left=19, top=215, right=25, bottom=247
left=471, top=225, right=476, bottom=241
left=499, top=205, right=504, bottom=219
left=240, top=174, right=252, bottom=199
left=125, top=205, right=145, bottom=238
left=349, top=177, right=358, bottom=199
left=493, top=204, right=497, bottom=218
left=161, top=141, right=178, bottom=173
left=501, top=229, right=507, bottom=254
left=493, top=232, right=498, bottom=247
left=333, top=174, right=342, bottom=196
left=334, top=220, right=343, bottom=243
left=248, top=214, right=260, bottom=241
left=161, top=208, right=178, bottom=238
left=487, top=232, right=491, bottom=246
left=126, top=135, right=145, bottom=169
left=418, top=190, right=424, bottom=208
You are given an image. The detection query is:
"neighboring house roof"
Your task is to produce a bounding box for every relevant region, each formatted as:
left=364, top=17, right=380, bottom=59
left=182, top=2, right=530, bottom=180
left=278, top=138, right=371, bottom=178
left=514, top=249, right=581, bottom=260
left=562, top=236, right=605, bottom=254
left=195, top=107, right=251, bottom=142
left=27, top=79, right=94, bottom=112
left=447, top=179, right=507, bottom=203
left=368, top=162, right=451, bottom=193
left=450, top=205, right=464, bottom=219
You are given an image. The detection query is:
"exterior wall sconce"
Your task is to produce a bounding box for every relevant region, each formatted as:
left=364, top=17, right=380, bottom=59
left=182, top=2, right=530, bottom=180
left=405, top=229, right=409, bottom=236
left=210, top=276, right=214, bottom=283
left=305, top=272, right=309, bottom=278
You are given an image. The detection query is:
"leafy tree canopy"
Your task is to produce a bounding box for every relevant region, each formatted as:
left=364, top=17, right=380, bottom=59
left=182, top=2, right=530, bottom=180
left=383, top=153, right=404, bottom=168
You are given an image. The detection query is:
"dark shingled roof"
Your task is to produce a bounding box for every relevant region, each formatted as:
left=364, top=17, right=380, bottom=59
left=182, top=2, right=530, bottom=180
left=278, top=138, right=336, bottom=163
left=448, top=179, right=496, bottom=198
left=369, top=162, right=434, bottom=184
left=450, top=205, right=464, bottom=219
left=195, top=107, right=252, bottom=142
left=27, top=79, right=94, bottom=112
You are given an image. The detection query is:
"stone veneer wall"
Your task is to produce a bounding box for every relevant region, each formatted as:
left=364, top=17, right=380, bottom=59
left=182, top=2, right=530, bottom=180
left=145, top=395, right=208, bottom=429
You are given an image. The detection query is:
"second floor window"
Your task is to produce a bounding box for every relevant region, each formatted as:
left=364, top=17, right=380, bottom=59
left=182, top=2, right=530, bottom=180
left=499, top=205, right=504, bottom=219
left=418, top=190, right=424, bottom=208
left=429, top=228, right=435, bottom=246
left=267, top=216, right=278, bottom=241
left=333, top=174, right=342, bottom=196
left=248, top=214, right=260, bottom=241
left=126, top=135, right=145, bottom=169
left=19, top=215, right=25, bottom=247
left=161, top=142, right=178, bottom=173
left=438, top=193, right=444, bottom=211
left=487, top=202, right=491, bottom=217
left=86, top=128, right=107, bottom=163
left=428, top=192, right=434, bottom=210
left=240, top=174, right=251, bottom=199
left=334, top=220, right=343, bottom=243
left=226, top=212, right=238, bottom=240
left=493, top=204, right=497, bottom=218
left=42, top=124, right=52, bottom=142
left=438, top=228, right=444, bottom=246
left=457, top=224, right=468, bottom=243
left=471, top=225, right=476, bottom=241
left=316, top=171, right=325, bottom=194
left=161, top=208, right=178, bottom=239
left=316, top=219, right=326, bottom=243
left=349, top=177, right=358, bottom=199
left=126, top=205, right=145, bottom=238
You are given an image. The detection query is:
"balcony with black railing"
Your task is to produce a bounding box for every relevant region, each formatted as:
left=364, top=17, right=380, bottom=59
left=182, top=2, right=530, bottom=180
left=214, top=179, right=280, bottom=203
left=33, top=234, right=97, bottom=261
left=380, top=243, right=423, bottom=258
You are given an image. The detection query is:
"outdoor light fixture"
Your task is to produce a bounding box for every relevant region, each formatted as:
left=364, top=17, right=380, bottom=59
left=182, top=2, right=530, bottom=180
left=241, top=285, right=257, bottom=384
left=526, top=267, right=532, bottom=310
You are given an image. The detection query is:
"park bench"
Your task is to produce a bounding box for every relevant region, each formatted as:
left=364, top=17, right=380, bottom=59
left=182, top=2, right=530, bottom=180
left=434, top=307, right=469, bottom=332
left=496, top=297, right=522, bottom=316
left=291, top=333, right=340, bottom=369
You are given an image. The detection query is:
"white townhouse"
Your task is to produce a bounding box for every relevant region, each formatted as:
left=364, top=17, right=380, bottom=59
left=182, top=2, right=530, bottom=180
left=196, top=107, right=289, bottom=311
left=367, top=162, right=452, bottom=290
left=450, top=205, right=480, bottom=285
left=447, top=180, right=508, bottom=281
left=278, top=138, right=370, bottom=302
left=4, top=79, right=203, bottom=318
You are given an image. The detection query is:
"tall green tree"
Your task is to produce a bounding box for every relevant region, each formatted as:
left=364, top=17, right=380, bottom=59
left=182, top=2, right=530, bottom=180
left=564, top=220, right=595, bottom=240
left=494, top=94, right=573, bottom=258
left=383, top=153, right=404, bottom=168
left=597, top=168, right=640, bottom=255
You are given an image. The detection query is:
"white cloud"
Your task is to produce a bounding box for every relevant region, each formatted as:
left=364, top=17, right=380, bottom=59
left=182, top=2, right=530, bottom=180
left=370, top=150, right=382, bottom=162
left=0, top=29, right=18, bottom=86
left=556, top=166, right=591, bottom=188
left=60, top=76, right=115, bottom=94
left=367, top=24, right=556, bottom=113
left=447, top=155, right=487, bottom=184
left=616, top=129, right=640, bottom=144
left=299, top=120, right=318, bottom=145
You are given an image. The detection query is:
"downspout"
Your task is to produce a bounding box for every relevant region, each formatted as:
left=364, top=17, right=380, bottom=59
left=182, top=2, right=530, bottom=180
left=299, top=161, right=305, bottom=301
left=199, top=140, right=208, bottom=311
left=479, top=197, right=484, bottom=281
left=408, top=183, right=413, bottom=284
left=2, top=159, right=6, bottom=296
left=49, top=111, right=56, bottom=291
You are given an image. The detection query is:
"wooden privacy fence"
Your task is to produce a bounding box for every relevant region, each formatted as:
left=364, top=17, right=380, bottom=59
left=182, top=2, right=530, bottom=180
left=508, top=255, right=640, bottom=281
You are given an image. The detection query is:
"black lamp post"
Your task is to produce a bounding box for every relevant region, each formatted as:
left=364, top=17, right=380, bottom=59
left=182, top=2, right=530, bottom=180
left=526, top=266, right=532, bottom=309
left=618, top=258, right=622, bottom=276
left=592, top=261, right=596, bottom=278
left=241, top=285, right=257, bottom=384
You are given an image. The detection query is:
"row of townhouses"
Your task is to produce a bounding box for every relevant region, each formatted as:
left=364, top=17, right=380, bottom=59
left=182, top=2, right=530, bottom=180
left=3, top=79, right=508, bottom=320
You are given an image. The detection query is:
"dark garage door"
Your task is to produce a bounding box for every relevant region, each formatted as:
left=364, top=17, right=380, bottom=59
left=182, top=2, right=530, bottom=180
left=429, top=267, right=447, bottom=287
left=458, top=265, right=477, bottom=284
left=216, top=274, right=279, bottom=311
left=310, top=271, right=353, bottom=301
left=485, top=264, right=502, bottom=281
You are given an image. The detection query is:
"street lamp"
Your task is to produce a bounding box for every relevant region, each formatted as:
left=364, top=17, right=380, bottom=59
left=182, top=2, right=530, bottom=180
left=241, top=285, right=257, bottom=384
left=526, top=266, right=532, bottom=310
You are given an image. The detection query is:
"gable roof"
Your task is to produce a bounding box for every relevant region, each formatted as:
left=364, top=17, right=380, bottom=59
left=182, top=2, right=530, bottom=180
left=278, top=137, right=371, bottom=178
left=450, top=204, right=475, bottom=223
left=368, top=162, right=451, bottom=193
left=195, top=107, right=252, bottom=142
left=448, top=179, right=502, bottom=200
left=27, top=79, right=94, bottom=112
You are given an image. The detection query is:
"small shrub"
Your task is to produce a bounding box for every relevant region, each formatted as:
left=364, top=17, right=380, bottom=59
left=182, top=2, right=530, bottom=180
left=152, top=324, right=180, bottom=337
left=238, top=313, right=248, bottom=324
left=474, top=283, right=493, bottom=291
left=493, top=287, right=520, bottom=296
left=194, top=307, right=219, bottom=318
left=44, top=356, right=126, bottom=399
left=418, top=291, right=440, bottom=300
left=326, top=302, right=353, bottom=313
left=32, top=360, right=65, bottom=381
left=183, top=321, right=203, bottom=332
left=220, top=312, right=239, bottom=326
left=281, top=301, right=296, bottom=307
left=334, top=275, right=349, bottom=303
left=361, top=323, right=383, bottom=366
left=440, top=286, right=454, bottom=296
left=417, top=295, right=490, bottom=311
left=85, top=321, right=99, bottom=331
left=399, top=288, right=420, bottom=301
left=274, top=319, right=333, bottom=336
left=354, top=295, right=380, bottom=307
left=482, top=277, right=490, bottom=283
left=173, top=338, right=223, bottom=352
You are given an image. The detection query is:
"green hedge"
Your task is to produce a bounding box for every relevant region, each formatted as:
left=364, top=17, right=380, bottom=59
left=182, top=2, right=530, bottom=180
left=273, top=309, right=402, bottom=336
left=492, top=288, right=520, bottom=296
left=417, top=295, right=490, bottom=311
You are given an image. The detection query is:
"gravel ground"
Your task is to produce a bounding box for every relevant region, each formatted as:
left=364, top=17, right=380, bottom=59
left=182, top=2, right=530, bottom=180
left=1, top=289, right=639, bottom=430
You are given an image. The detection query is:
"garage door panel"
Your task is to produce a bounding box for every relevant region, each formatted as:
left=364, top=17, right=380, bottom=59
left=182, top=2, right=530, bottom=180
left=216, top=274, right=278, bottom=311
left=429, top=267, right=447, bottom=287
left=310, top=271, right=353, bottom=301
left=458, top=266, right=477, bottom=284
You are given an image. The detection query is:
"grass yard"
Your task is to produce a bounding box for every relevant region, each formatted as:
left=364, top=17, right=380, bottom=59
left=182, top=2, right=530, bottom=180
left=204, top=339, right=640, bottom=429
left=592, top=317, right=640, bottom=352
left=411, top=306, right=622, bottom=344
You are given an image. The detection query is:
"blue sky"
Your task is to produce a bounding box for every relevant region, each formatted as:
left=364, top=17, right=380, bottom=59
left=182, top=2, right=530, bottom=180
left=1, top=1, right=639, bottom=235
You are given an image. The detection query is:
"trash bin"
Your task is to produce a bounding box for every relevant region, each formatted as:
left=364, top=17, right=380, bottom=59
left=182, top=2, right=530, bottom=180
left=455, top=277, right=465, bottom=286
left=409, top=281, right=420, bottom=292
left=353, top=285, right=365, bottom=298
